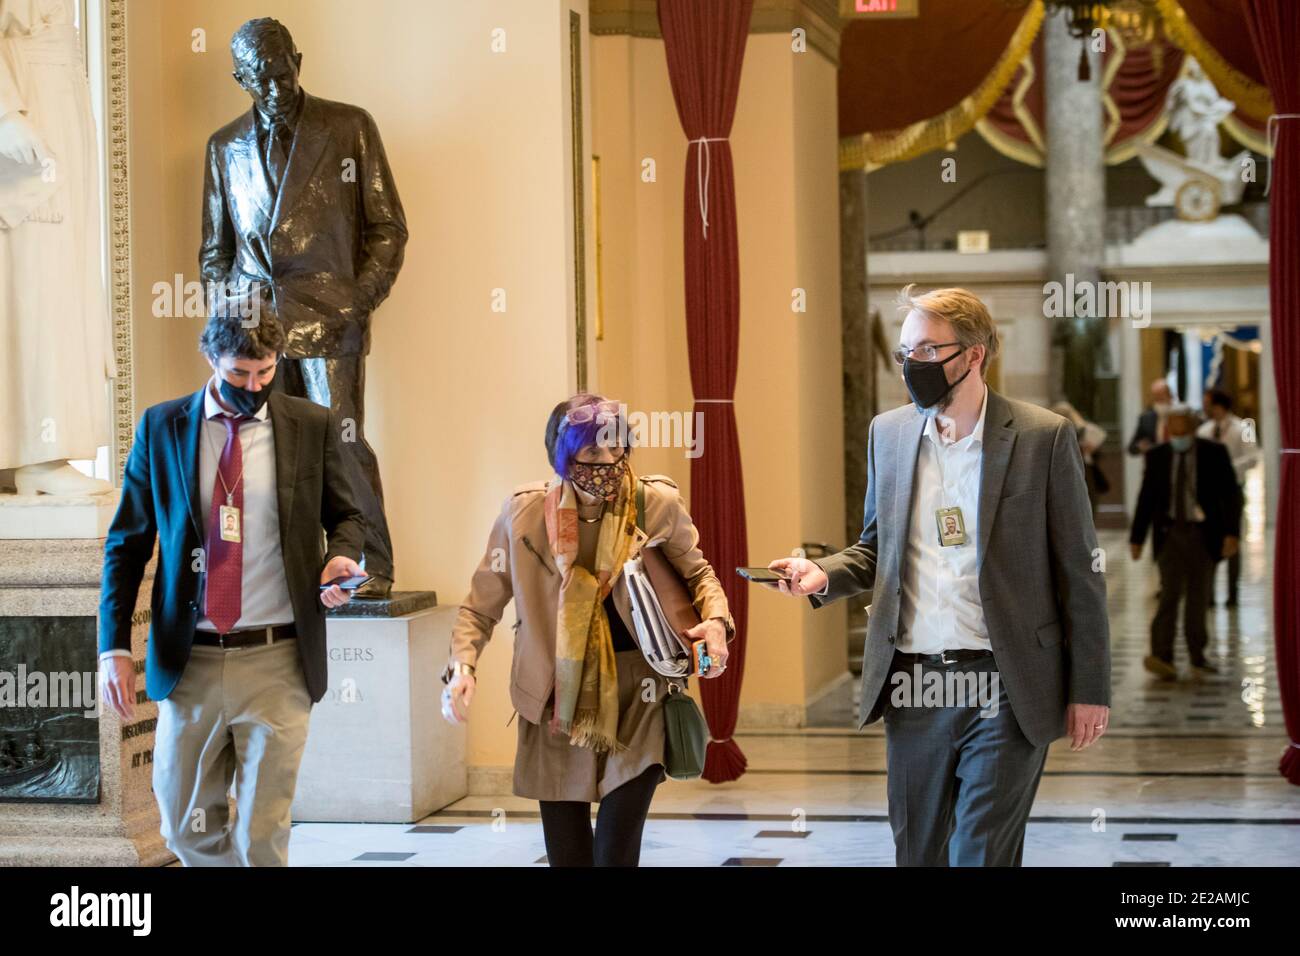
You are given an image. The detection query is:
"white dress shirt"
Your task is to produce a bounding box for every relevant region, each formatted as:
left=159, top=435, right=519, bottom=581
left=99, top=380, right=294, bottom=663
left=1197, top=413, right=1258, bottom=485
left=896, top=386, right=992, bottom=654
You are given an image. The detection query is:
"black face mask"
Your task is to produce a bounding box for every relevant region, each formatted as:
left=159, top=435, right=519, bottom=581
left=903, top=348, right=970, bottom=411
left=217, top=377, right=272, bottom=417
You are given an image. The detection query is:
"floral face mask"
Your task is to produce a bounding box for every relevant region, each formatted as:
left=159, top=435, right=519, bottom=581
left=568, top=455, right=627, bottom=502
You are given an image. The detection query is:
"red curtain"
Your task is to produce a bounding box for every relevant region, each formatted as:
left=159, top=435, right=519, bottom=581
left=980, top=35, right=1185, bottom=165
left=657, top=0, right=752, bottom=783
left=1240, top=0, right=1300, bottom=785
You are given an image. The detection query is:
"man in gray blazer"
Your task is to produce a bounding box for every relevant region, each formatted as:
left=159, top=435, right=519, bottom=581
left=771, top=286, right=1110, bottom=866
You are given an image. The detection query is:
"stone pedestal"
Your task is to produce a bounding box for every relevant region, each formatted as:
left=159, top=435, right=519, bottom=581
left=291, top=597, right=466, bottom=823
left=0, top=491, right=120, bottom=540
left=0, top=537, right=171, bottom=866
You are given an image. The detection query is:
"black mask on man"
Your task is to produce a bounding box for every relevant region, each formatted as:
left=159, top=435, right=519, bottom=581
left=218, top=377, right=272, bottom=417
left=903, top=348, right=970, bottom=411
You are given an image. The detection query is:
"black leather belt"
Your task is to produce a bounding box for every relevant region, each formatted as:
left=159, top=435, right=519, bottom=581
left=193, top=624, right=296, bottom=649
left=894, top=648, right=993, bottom=666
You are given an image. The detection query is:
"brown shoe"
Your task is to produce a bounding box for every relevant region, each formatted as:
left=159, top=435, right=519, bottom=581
left=1143, top=654, right=1177, bottom=681
left=353, top=574, right=393, bottom=600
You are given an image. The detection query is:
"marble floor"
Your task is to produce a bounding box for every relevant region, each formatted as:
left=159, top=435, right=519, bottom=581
left=289, top=483, right=1300, bottom=866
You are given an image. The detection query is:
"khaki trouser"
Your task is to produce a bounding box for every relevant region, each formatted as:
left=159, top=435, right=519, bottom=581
left=153, top=638, right=312, bottom=866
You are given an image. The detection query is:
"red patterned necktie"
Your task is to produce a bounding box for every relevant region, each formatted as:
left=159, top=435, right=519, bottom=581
left=205, top=415, right=251, bottom=634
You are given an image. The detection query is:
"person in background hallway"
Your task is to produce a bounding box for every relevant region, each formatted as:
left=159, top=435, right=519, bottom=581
left=1052, top=401, right=1109, bottom=512
left=440, top=394, right=733, bottom=867
left=769, top=285, right=1111, bottom=867
left=1130, top=405, right=1242, bottom=680
left=1128, top=378, right=1174, bottom=456
left=1198, top=389, right=1258, bottom=607
left=98, top=308, right=367, bottom=865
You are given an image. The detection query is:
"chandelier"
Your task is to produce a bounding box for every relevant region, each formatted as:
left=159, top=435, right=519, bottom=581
left=1009, top=0, right=1160, bottom=81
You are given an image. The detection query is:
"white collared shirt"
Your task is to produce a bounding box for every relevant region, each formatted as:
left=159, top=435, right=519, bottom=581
left=896, top=386, right=992, bottom=654
left=1197, top=413, right=1258, bottom=485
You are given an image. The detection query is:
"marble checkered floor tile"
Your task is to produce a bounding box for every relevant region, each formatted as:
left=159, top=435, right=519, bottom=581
left=290, top=501, right=1300, bottom=866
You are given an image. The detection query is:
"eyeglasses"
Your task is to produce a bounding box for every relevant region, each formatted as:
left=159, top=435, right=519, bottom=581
left=565, top=400, right=621, bottom=425
left=891, top=342, right=962, bottom=366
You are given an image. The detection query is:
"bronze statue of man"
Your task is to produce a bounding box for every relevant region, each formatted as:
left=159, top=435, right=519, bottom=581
left=200, top=17, right=407, bottom=598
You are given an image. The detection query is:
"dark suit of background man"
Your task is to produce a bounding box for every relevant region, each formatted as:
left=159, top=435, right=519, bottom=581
left=199, top=17, right=407, bottom=599
left=1127, top=378, right=1174, bottom=457
left=1130, top=405, right=1242, bottom=681
left=98, top=311, right=366, bottom=866
left=770, top=286, right=1111, bottom=867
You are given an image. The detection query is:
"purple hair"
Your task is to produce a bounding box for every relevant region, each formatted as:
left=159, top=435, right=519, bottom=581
left=544, top=393, right=631, bottom=477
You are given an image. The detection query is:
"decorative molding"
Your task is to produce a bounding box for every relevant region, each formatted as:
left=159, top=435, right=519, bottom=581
left=569, top=9, right=588, bottom=393
left=592, top=155, right=605, bottom=341
left=736, top=701, right=807, bottom=729
left=105, top=0, right=134, bottom=480
left=466, top=765, right=514, bottom=796
left=590, top=0, right=843, bottom=66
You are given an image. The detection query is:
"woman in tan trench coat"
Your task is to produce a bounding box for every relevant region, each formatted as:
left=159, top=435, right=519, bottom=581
left=440, top=393, right=733, bottom=866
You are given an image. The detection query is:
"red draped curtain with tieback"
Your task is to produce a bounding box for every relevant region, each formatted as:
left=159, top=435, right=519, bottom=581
left=657, top=0, right=752, bottom=783
left=1240, top=0, right=1300, bottom=785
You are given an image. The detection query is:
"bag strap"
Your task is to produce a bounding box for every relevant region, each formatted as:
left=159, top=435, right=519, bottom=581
left=635, top=476, right=646, bottom=534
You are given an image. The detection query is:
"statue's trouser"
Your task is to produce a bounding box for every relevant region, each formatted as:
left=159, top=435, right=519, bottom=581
left=276, top=354, right=395, bottom=581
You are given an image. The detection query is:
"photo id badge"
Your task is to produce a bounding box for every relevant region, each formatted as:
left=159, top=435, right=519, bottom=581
left=935, top=506, right=966, bottom=547
left=219, top=504, right=242, bottom=544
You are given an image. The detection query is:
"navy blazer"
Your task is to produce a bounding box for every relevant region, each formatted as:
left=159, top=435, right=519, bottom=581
left=98, top=388, right=367, bottom=703
left=1130, top=437, right=1243, bottom=561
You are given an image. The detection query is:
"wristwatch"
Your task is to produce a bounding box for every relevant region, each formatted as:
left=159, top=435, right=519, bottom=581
left=440, top=661, right=476, bottom=685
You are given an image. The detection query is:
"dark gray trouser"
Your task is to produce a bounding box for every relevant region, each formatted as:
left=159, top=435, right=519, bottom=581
left=277, top=355, right=395, bottom=580
left=882, top=654, right=1048, bottom=867
left=1152, top=523, right=1212, bottom=665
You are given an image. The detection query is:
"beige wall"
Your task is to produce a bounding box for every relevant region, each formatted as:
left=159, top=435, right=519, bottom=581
left=591, top=32, right=847, bottom=722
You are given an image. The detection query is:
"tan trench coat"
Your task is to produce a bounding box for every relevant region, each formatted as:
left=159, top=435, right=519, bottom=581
left=447, top=475, right=734, bottom=725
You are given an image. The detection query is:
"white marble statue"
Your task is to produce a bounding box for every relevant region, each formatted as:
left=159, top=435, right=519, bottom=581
left=1168, top=59, right=1238, bottom=172
left=0, top=0, right=114, bottom=496
left=1138, top=58, right=1249, bottom=218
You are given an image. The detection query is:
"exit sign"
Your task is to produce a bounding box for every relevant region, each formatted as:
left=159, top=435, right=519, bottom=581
left=839, top=0, right=920, bottom=17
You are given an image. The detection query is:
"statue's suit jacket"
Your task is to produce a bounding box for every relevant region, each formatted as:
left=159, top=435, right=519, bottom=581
left=199, top=91, right=408, bottom=359
left=811, top=389, right=1111, bottom=747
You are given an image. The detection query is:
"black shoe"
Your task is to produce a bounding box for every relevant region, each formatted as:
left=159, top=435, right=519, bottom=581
left=1225, top=595, right=1239, bottom=608
left=353, top=574, right=394, bottom=600
left=1191, top=660, right=1219, bottom=677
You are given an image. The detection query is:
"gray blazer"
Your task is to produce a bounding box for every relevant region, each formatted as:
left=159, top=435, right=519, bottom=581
left=812, top=388, right=1110, bottom=747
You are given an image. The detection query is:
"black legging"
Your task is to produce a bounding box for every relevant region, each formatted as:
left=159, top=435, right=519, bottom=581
left=538, top=764, right=662, bottom=867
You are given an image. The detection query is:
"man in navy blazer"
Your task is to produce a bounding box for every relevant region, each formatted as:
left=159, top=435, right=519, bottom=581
left=1130, top=405, right=1242, bottom=679
left=98, top=309, right=366, bottom=866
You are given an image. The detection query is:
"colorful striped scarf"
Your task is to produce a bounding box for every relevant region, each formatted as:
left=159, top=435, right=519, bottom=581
left=543, top=464, right=638, bottom=752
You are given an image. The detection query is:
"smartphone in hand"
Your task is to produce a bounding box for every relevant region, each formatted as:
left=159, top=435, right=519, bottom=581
left=319, top=574, right=370, bottom=592
left=736, top=567, right=788, bottom=584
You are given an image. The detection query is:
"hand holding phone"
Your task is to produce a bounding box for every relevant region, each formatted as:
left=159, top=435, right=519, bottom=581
left=736, top=567, right=789, bottom=584
left=319, top=574, right=370, bottom=592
